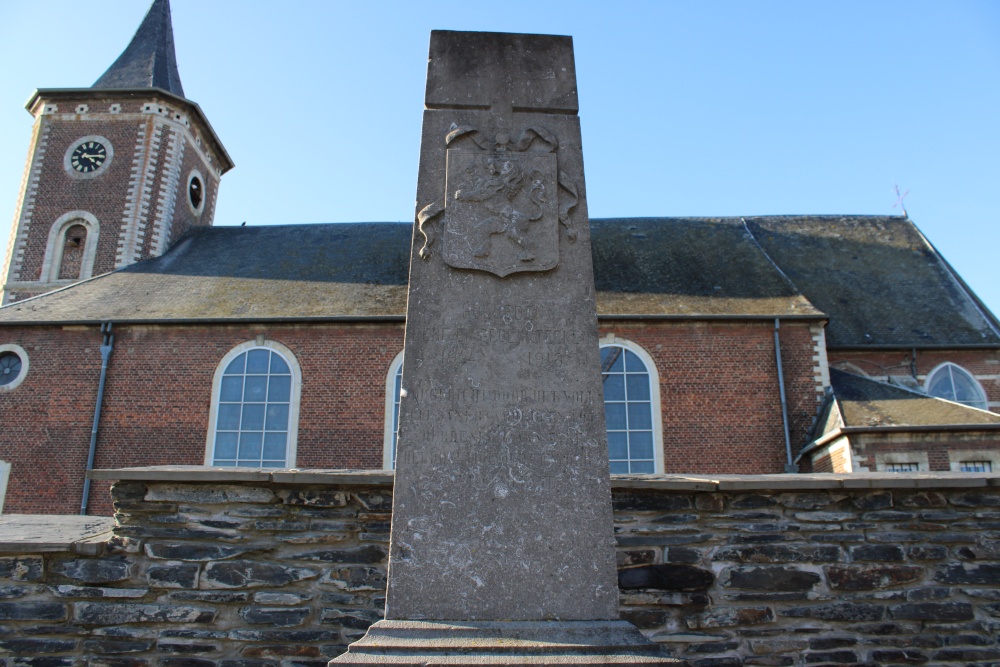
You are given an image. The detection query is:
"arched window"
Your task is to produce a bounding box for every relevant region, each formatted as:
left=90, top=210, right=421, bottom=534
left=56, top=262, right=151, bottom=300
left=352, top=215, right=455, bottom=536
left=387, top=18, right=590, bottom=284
left=206, top=341, right=302, bottom=468
left=600, top=337, right=664, bottom=474
left=41, top=211, right=100, bottom=283
left=925, top=362, right=988, bottom=410
left=383, top=351, right=404, bottom=469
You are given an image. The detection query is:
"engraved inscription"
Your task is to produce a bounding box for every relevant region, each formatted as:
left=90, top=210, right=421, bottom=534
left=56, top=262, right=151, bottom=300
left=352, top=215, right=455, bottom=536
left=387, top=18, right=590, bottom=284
left=443, top=151, right=558, bottom=276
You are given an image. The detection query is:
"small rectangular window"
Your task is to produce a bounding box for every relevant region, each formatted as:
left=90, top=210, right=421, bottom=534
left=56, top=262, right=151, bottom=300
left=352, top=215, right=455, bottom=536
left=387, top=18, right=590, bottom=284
left=960, top=461, right=993, bottom=473
left=886, top=462, right=920, bottom=472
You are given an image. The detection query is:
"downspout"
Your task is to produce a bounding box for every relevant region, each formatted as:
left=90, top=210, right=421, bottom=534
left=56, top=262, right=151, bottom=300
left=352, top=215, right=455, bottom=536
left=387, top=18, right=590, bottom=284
left=81, top=322, right=114, bottom=515
left=774, top=318, right=796, bottom=473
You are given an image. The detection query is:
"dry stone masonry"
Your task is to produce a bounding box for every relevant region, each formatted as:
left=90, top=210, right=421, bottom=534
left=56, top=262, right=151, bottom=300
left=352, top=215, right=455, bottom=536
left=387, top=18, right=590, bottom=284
left=1, top=470, right=1000, bottom=665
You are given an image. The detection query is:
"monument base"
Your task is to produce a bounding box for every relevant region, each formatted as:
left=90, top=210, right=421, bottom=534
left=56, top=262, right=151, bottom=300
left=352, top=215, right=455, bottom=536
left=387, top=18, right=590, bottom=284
left=330, top=620, right=686, bottom=665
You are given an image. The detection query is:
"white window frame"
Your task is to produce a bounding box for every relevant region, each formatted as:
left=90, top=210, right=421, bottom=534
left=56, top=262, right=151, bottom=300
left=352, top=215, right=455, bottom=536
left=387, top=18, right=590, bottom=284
left=599, top=335, right=664, bottom=474
left=875, top=451, right=929, bottom=473
left=948, top=450, right=1000, bottom=473
left=383, top=351, right=405, bottom=470
left=0, top=460, right=10, bottom=514
left=0, top=343, right=29, bottom=392
left=924, top=362, right=989, bottom=411
left=205, top=339, right=302, bottom=468
left=40, top=211, right=100, bottom=283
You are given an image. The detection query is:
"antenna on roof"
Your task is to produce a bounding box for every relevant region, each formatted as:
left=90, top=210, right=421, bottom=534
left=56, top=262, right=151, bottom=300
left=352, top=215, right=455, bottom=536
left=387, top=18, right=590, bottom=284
left=892, top=182, right=910, bottom=218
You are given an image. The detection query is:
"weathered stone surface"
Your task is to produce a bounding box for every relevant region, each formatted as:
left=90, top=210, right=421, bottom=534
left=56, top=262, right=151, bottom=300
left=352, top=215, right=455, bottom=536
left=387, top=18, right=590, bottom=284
left=888, top=602, right=974, bottom=621
left=712, top=545, right=841, bottom=563
left=869, top=648, right=929, bottom=664
left=664, top=547, right=702, bottom=564
left=50, top=585, right=147, bottom=598
left=0, top=601, right=66, bottom=620
left=825, top=565, right=923, bottom=591
left=0, top=638, right=76, bottom=653
left=147, top=563, right=199, bottom=589
left=239, top=606, right=310, bottom=626
left=293, top=546, right=386, bottom=564
left=169, top=590, right=248, bottom=603
left=849, top=545, right=905, bottom=562
left=907, top=545, right=947, bottom=560
left=203, top=560, right=317, bottom=588
left=55, top=558, right=131, bottom=583
left=780, top=602, right=885, bottom=622
left=689, top=606, right=774, bottom=629
left=935, top=563, right=1000, bottom=585
left=324, top=566, right=386, bottom=592
left=74, top=602, right=216, bottom=624
left=619, top=564, right=715, bottom=591
left=82, top=638, right=153, bottom=654
left=384, top=30, right=619, bottom=624
left=0, top=556, right=43, bottom=581
left=145, top=484, right=274, bottom=504
left=724, top=566, right=821, bottom=592
left=321, top=608, right=382, bottom=629
left=145, top=543, right=249, bottom=561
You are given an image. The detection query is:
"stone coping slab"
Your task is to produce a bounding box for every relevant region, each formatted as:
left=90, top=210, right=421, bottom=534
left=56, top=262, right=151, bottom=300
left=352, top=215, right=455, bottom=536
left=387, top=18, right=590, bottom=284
left=0, top=514, right=115, bottom=554
left=88, top=466, right=1000, bottom=491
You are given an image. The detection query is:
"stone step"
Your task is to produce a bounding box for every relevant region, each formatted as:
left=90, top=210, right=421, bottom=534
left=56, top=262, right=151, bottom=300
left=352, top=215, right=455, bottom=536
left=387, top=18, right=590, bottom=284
left=329, top=620, right=686, bottom=665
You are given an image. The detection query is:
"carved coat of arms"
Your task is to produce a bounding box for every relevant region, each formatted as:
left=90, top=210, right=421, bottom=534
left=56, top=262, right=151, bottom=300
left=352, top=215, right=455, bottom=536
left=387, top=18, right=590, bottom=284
left=417, top=127, right=578, bottom=278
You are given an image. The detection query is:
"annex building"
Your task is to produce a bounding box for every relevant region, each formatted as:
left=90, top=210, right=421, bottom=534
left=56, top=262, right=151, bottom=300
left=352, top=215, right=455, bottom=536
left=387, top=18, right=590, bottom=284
left=1, top=0, right=998, bottom=516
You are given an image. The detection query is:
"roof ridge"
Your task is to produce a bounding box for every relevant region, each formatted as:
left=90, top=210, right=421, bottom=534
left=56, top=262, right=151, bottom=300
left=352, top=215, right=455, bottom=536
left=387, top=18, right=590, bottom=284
left=92, top=0, right=185, bottom=97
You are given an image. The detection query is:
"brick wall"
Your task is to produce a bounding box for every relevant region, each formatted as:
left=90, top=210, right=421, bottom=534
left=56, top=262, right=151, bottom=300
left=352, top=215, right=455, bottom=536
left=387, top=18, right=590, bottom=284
left=599, top=320, right=822, bottom=474
left=2, top=471, right=999, bottom=665
left=0, top=319, right=825, bottom=514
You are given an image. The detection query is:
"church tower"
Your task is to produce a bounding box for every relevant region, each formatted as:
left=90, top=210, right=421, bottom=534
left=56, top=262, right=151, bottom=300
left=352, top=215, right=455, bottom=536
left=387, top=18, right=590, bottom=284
left=1, top=0, right=232, bottom=304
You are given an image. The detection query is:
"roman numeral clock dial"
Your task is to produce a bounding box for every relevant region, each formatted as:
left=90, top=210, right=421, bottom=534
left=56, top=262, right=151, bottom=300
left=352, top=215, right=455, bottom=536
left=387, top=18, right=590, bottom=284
left=70, top=141, right=107, bottom=173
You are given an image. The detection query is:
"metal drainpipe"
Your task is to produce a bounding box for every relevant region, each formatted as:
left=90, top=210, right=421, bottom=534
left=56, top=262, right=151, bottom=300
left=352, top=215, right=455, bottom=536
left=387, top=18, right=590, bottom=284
left=81, top=322, right=114, bottom=515
left=774, top=318, right=797, bottom=473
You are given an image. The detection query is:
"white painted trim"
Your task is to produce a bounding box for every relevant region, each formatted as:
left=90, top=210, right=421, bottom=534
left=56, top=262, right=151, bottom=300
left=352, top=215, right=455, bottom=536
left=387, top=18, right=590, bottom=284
left=204, top=340, right=302, bottom=468
left=40, top=211, right=100, bottom=283
left=924, top=362, right=989, bottom=411
left=0, top=461, right=10, bottom=514
left=186, top=168, right=206, bottom=216
left=947, top=450, right=1000, bottom=473
left=0, top=343, right=29, bottom=392
left=382, top=350, right=405, bottom=470
left=63, top=134, right=113, bottom=179
left=598, top=335, right=665, bottom=474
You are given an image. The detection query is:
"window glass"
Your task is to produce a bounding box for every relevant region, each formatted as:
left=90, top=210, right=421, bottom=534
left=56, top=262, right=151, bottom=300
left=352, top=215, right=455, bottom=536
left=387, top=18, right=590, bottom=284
left=601, top=344, right=657, bottom=474
left=213, top=348, right=293, bottom=467
left=390, top=362, right=403, bottom=467
left=0, top=352, right=23, bottom=387
left=886, top=462, right=920, bottom=472
left=960, top=461, right=992, bottom=473
left=926, top=363, right=988, bottom=410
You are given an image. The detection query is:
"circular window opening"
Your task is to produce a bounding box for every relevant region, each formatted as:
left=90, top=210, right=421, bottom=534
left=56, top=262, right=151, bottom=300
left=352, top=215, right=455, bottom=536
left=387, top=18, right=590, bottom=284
left=189, top=176, right=203, bottom=211
left=0, top=352, right=22, bottom=387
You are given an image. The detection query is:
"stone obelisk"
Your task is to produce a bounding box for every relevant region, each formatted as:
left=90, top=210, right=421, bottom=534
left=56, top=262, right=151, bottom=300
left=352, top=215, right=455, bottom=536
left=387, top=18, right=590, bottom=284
left=333, top=30, right=681, bottom=665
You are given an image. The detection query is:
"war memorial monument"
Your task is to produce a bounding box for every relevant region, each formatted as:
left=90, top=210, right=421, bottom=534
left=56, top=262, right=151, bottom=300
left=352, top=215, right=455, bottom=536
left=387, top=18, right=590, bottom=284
left=332, top=30, right=681, bottom=665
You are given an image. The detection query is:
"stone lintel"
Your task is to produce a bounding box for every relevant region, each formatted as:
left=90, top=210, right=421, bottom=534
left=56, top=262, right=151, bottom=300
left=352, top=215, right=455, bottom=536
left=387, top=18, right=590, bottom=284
left=330, top=620, right=684, bottom=665
left=0, top=515, right=115, bottom=553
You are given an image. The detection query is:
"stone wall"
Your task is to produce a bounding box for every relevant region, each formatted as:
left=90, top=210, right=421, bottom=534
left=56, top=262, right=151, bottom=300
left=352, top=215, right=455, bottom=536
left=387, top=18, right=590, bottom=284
left=2, top=469, right=1000, bottom=665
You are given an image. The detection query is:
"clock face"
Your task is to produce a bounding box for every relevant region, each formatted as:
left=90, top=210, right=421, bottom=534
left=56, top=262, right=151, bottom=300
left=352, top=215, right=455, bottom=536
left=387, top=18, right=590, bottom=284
left=70, top=140, right=108, bottom=173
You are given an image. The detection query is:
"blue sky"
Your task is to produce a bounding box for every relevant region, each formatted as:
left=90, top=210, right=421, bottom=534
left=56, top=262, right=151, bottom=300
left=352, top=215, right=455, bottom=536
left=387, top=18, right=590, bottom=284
left=1, top=1, right=998, bottom=315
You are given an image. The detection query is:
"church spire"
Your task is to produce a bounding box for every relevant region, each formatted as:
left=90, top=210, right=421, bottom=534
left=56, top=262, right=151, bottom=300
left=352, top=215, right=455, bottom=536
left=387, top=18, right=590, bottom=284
left=92, top=0, right=185, bottom=97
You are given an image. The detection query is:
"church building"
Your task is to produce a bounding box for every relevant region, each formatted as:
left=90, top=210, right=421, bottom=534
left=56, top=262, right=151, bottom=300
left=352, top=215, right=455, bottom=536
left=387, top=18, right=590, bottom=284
left=1, top=0, right=998, bottom=516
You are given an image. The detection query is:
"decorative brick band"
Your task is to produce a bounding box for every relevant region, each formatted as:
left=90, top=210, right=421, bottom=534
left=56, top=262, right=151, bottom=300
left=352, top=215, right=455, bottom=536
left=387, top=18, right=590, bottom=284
left=149, top=125, right=185, bottom=256
left=3, top=121, right=50, bottom=295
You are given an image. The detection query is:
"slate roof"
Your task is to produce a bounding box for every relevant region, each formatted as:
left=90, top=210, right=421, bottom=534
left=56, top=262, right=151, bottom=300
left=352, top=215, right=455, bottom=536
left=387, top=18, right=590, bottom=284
left=0, top=220, right=819, bottom=324
left=744, top=216, right=1000, bottom=347
left=92, top=0, right=185, bottom=97
left=829, top=369, right=1000, bottom=428
left=0, top=217, right=995, bottom=350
